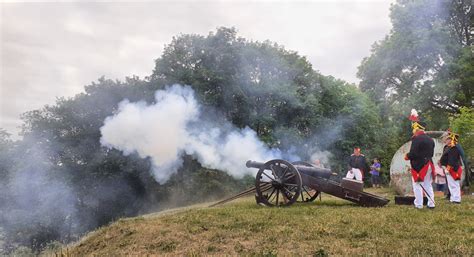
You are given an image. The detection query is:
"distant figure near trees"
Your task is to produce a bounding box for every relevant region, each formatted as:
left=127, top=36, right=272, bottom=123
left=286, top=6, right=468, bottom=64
left=346, top=147, right=368, bottom=181
left=313, top=159, right=324, bottom=168
left=370, top=158, right=381, bottom=188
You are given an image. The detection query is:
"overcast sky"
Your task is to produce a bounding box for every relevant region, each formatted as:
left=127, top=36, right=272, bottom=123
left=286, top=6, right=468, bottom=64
left=1, top=0, right=394, bottom=137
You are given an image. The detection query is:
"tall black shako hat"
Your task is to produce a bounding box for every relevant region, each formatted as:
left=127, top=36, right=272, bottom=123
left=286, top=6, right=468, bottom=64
left=446, top=128, right=459, bottom=145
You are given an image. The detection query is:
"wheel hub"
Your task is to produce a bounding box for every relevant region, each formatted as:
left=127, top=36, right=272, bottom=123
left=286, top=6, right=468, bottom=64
left=272, top=178, right=284, bottom=188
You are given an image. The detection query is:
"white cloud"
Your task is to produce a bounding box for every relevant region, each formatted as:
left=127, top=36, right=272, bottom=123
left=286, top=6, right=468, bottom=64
left=64, top=18, right=95, bottom=36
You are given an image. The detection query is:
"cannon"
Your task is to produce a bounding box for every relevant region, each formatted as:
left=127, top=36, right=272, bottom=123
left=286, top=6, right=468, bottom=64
left=247, top=159, right=330, bottom=206
left=209, top=159, right=390, bottom=207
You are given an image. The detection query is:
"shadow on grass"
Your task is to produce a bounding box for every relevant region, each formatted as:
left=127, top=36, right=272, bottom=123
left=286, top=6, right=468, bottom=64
left=310, top=201, right=359, bottom=207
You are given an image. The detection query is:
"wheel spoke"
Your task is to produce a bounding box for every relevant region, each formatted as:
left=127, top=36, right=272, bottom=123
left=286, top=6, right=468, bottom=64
left=270, top=164, right=283, bottom=179
left=282, top=186, right=295, bottom=199
left=281, top=166, right=289, bottom=178
left=301, top=187, right=312, bottom=202
left=261, top=171, right=276, bottom=182
left=275, top=189, right=280, bottom=206
left=282, top=173, right=296, bottom=182
left=267, top=188, right=276, bottom=201
left=303, top=186, right=312, bottom=196
left=270, top=191, right=278, bottom=203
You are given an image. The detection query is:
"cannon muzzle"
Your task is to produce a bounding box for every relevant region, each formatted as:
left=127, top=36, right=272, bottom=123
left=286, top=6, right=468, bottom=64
left=246, top=160, right=264, bottom=168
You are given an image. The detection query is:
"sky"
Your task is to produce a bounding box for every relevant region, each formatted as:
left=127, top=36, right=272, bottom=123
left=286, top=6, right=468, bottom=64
left=0, top=0, right=394, bottom=138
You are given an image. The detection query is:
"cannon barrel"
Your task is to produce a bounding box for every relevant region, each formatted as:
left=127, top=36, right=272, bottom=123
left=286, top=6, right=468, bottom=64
left=246, top=160, right=332, bottom=179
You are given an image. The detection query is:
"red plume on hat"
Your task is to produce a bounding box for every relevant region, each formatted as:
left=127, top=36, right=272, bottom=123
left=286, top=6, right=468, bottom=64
left=409, top=109, right=425, bottom=131
left=409, top=109, right=419, bottom=122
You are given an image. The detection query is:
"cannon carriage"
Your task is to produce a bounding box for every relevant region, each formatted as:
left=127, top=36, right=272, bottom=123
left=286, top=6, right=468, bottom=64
left=247, top=159, right=389, bottom=207
left=210, top=159, right=389, bottom=208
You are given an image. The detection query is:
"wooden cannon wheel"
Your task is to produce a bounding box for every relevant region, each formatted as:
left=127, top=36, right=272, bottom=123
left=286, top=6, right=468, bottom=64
left=291, top=161, right=321, bottom=202
left=255, top=159, right=302, bottom=207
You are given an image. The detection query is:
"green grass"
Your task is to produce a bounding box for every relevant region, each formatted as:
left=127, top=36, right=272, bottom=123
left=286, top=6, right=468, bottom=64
left=66, top=188, right=474, bottom=256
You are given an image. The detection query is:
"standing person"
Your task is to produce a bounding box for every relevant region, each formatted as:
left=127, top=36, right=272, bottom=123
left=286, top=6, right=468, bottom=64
left=346, top=147, right=368, bottom=181
left=443, top=129, right=470, bottom=188
left=404, top=109, right=435, bottom=209
left=440, top=132, right=463, bottom=204
left=313, top=159, right=325, bottom=168
left=441, top=130, right=468, bottom=199
left=370, top=158, right=382, bottom=188
left=434, top=162, right=447, bottom=194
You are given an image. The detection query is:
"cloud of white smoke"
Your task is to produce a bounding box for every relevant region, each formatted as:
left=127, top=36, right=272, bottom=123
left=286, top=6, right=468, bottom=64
left=309, top=150, right=332, bottom=168
left=100, top=84, right=282, bottom=183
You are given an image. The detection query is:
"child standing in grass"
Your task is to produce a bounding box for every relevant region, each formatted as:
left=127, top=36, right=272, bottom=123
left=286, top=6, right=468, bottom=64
left=434, top=162, right=446, bottom=193
left=370, top=158, right=381, bottom=188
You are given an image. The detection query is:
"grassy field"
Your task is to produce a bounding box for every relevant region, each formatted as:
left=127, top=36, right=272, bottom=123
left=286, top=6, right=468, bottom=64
left=65, top=188, right=474, bottom=256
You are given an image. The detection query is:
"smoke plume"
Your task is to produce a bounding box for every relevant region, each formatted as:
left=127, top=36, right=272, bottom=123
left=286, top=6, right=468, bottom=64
left=100, top=85, right=283, bottom=183
left=0, top=143, right=79, bottom=252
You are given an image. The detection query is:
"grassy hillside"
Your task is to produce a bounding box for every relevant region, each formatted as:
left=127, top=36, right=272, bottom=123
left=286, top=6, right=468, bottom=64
left=65, top=188, right=473, bottom=256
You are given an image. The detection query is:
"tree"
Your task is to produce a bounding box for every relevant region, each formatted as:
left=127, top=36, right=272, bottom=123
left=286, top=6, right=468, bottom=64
left=357, top=0, right=473, bottom=114
left=0, top=129, right=13, bottom=180
left=450, top=107, right=474, bottom=161
left=151, top=27, right=323, bottom=144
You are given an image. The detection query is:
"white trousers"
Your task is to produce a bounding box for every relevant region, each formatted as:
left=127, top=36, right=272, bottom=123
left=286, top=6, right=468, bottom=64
left=346, top=168, right=363, bottom=181
left=411, top=169, right=435, bottom=208
left=446, top=173, right=461, bottom=203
